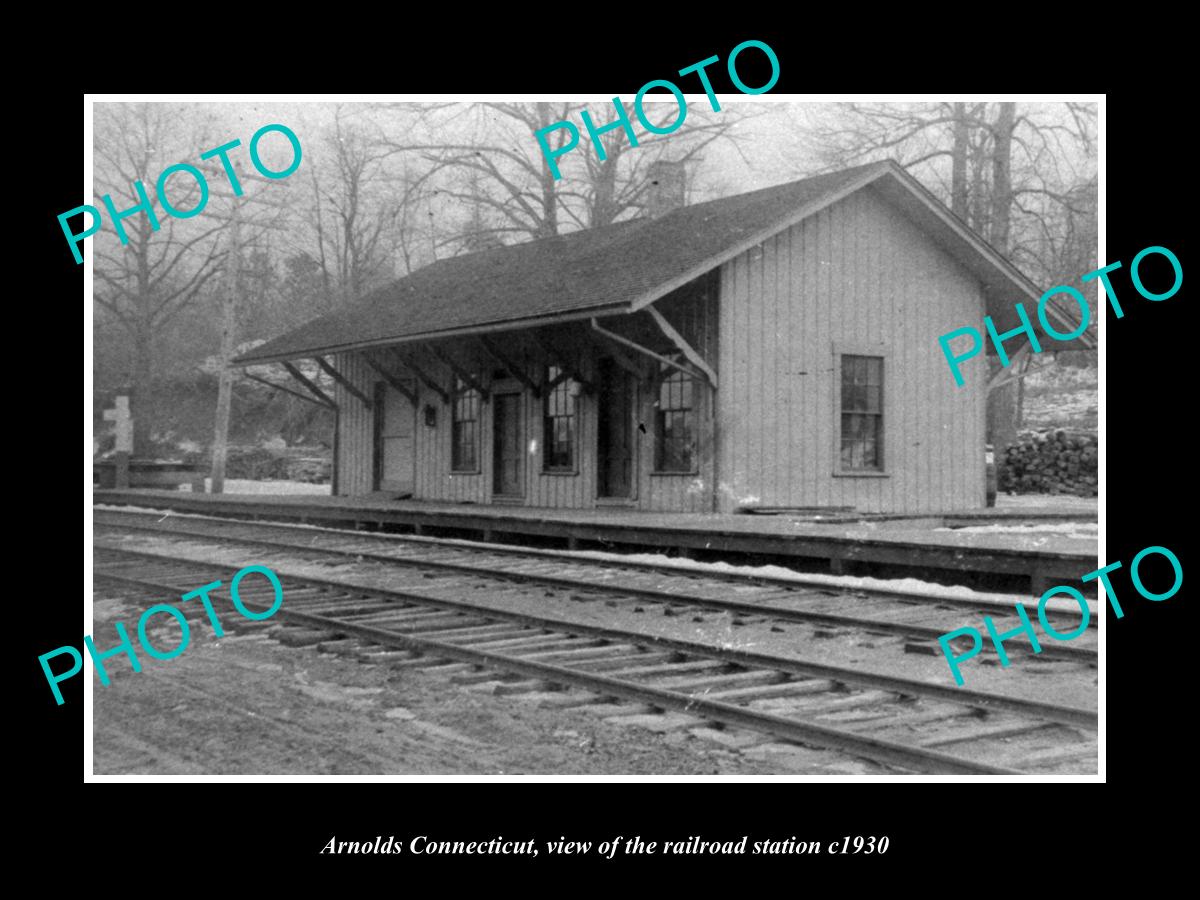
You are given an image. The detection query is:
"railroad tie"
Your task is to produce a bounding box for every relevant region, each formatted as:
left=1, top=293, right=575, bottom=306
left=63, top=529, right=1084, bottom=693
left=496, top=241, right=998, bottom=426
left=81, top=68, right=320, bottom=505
left=703, top=678, right=837, bottom=703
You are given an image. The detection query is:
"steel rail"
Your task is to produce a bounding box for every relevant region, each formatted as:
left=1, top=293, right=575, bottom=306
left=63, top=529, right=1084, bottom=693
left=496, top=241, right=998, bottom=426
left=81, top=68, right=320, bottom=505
left=93, top=506, right=1098, bottom=626
left=93, top=544, right=1099, bottom=732
left=93, top=516, right=1096, bottom=662
left=93, top=552, right=1025, bottom=776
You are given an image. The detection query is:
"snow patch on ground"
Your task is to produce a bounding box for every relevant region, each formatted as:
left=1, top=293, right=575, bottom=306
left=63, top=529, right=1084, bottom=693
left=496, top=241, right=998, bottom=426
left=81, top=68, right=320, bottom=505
left=555, top=549, right=1093, bottom=614
left=176, top=479, right=331, bottom=496
left=938, top=522, right=1099, bottom=541
left=92, top=506, right=1096, bottom=615
left=993, top=493, right=1098, bottom=513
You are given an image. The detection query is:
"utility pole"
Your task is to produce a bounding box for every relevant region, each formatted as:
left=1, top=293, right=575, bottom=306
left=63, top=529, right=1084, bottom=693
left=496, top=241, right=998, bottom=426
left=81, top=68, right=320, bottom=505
left=209, top=201, right=241, bottom=495
left=205, top=165, right=290, bottom=495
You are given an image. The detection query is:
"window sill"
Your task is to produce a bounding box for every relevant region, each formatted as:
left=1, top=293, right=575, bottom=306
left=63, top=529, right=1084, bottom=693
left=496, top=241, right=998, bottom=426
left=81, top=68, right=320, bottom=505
left=541, top=468, right=580, bottom=477
left=651, top=470, right=699, bottom=477
left=450, top=469, right=481, bottom=476
left=832, top=470, right=890, bottom=478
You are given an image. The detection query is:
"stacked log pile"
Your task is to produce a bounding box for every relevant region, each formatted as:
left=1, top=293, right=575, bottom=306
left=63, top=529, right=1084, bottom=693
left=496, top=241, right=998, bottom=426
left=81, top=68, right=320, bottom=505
left=998, top=430, right=1098, bottom=496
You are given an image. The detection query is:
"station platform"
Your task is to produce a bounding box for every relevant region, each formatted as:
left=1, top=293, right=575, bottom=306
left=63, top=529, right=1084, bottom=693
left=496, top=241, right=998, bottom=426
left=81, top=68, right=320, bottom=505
left=93, top=489, right=1099, bottom=596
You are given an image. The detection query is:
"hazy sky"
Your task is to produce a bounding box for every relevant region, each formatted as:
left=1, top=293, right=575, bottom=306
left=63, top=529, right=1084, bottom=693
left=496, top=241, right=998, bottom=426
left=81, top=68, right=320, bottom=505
left=93, top=98, right=1096, bottom=212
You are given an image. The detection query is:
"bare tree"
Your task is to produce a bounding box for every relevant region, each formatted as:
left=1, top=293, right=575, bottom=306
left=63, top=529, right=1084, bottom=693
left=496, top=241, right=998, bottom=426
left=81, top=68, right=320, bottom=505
left=795, top=101, right=1097, bottom=458
left=93, top=102, right=227, bottom=452
left=798, top=101, right=1095, bottom=260
left=377, top=101, right=759, bottom=248
left=305, top=107, right=398, bottom=305
left=294, top=105, right=444, bottom=306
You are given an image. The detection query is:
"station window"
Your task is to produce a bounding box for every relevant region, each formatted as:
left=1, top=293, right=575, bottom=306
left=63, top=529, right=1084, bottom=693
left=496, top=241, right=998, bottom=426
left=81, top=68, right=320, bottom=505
left=543, top=366, right=576, bottom=471
left=840, top=355, right=884, bottom=471
left=655, top=370, right=696, bottom=473
left=451, top=376, right=480, bottom=472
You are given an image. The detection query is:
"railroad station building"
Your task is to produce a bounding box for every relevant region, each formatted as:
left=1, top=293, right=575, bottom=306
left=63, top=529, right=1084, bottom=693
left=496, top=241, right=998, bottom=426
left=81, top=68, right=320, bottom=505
left=237, top=160, right=1069, bottom=515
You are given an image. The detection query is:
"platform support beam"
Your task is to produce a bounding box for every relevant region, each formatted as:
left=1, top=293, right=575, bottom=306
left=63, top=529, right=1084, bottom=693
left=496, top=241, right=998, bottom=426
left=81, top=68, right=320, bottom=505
left=244, top=373, right=332, bottom=407
left=478, top=336, right=542, bottom=398
left=391, top=349, right=450, bottom=405
left=363, top=354, right=418, bottom=405
left=590, top=318, right=701, bottom=382
left=645, top=304, right=718, bottom=389
left=427, top=344, right=489, bottom=401
left=281, top=362, right=337, bottom=409
left=531, top=332, right=595, bottom=395
left=314, top=356, right=372, bottom=409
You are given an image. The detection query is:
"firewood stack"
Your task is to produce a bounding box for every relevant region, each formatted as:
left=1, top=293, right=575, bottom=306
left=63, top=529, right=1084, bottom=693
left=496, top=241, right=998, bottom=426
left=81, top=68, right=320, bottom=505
left=998, top=430, right=1098, bottom=496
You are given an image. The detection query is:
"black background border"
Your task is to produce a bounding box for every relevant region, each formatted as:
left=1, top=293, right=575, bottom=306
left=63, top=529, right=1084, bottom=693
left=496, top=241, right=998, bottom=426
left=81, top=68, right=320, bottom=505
left=25, top=28, right=1187, bottom=877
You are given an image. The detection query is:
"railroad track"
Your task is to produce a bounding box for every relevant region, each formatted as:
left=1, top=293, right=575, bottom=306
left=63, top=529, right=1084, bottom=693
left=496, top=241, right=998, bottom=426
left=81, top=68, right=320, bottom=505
left=92, top=543, right=1098, bottom=775
left=93, top=508, right=1097, bottom=663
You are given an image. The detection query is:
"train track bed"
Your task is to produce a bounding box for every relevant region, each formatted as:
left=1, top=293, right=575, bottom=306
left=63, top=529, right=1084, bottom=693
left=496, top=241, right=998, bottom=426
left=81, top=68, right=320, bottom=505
left=92, top=490, right=1097, bottom=595
left=92, top=540, right=1098, bottom=775
left=91, top=585, right=821, bottom=776
left=95, top=508, right=1097, bottom=637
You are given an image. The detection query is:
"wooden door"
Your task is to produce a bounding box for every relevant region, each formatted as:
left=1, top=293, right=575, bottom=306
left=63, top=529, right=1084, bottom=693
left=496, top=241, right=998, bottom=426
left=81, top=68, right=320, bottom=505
left=597, top=358, right=635, bottom=498
left=374, top=381, right=415, bottom=494
left=492, top=393, right=524, bottom=497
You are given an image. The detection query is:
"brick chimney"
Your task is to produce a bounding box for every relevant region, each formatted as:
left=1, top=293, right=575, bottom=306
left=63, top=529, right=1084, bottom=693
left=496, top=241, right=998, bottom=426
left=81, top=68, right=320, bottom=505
left=644, top=160, right=687, bottom=218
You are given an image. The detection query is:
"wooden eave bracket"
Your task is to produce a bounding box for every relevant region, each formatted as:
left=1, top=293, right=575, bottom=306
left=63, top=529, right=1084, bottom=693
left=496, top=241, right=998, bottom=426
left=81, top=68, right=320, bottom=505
left=427, top=343, right=490, bottom=401
left=645, top=305, right=718, bottom=389
left=313, top=356, right=373, bottom=409
left=280, top=362, right=337, bottom=409
left=530, top=332, right=595, bottom=395
left=589, top=318, right=704, bottom=384
left=582, top=328, right=646, bottom=380
left=989, top=355, right=1050, bottom=392
left=987, top=344, right=1034, bottom=392
left=391, top=348, right=450, bottom=405
left=243, top=372, right=333, bottom=408
left=363, top=353, right=418, bottom=405
left=478, top=335, right=542, bottom=398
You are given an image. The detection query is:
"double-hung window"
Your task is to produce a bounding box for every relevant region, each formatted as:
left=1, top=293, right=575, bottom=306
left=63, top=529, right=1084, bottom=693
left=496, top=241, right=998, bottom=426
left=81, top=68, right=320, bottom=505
left=451, top=376, right=480, bottom=472
left=839, top=354, right=884, bottom=472
left=655, top=370, right=696, bottom=473
left=542, top=366, right=576, bottom=471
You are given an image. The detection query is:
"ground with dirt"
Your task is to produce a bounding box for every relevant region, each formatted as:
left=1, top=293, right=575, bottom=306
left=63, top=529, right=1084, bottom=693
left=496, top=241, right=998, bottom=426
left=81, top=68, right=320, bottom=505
left=91, top=529, right=1097, bottom=776
left=91, top=590, right=888, bottom=776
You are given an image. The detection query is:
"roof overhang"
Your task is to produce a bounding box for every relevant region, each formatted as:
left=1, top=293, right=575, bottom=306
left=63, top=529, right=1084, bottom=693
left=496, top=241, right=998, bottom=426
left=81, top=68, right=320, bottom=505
left=236, top=160, right=1093, bottom=367
left=628, top=160, right=1094, bottom=352
left=234, top=301, right=631, bottom=367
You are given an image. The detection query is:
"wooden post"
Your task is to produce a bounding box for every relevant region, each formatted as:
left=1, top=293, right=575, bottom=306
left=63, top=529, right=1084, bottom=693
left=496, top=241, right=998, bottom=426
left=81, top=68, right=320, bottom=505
left=210, top=204, right=241, bottom=495
left=103, top=395, right=133, bottom=488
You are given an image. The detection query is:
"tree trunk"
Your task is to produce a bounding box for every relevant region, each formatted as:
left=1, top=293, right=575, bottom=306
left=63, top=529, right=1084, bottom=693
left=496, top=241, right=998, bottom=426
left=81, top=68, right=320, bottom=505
left=951, top=103, right=969, bottom=219
left=988, top=374, right=1019, bottom=468
left=130, top=323, right=153, bottom=455
left=589, top=159, right=618, bottom=228
left=536, top=103, right=559, bottom=237
left=986, top=102, right=1019, bottom=471
left=1015, top=352, right=1032, bottom=430
left=990, top=102, right=1015, bottom=252
left=970, top=136, right=988, bottom=235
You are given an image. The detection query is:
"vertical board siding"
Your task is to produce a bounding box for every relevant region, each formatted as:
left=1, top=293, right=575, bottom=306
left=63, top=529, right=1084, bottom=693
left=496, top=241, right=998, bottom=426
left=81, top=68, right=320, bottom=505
left=332, top=352, right=375, bottom=496
left=335, top=288, right=720, bottom=511
left=716, top=187, right=987, bottom=514
left=639, top=281, right=719, bottom=513
left=527, top=360, right=592, bottom=509
left=412, top=355, right=486, bottom=503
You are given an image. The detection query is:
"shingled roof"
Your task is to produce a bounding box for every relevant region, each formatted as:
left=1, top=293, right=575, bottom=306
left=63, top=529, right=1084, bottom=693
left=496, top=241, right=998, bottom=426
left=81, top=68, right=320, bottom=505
left=237, top=160, right=1090, bottom=365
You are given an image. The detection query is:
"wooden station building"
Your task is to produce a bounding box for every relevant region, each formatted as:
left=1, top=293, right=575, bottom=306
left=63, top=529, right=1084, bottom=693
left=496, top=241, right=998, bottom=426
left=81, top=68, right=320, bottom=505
left=237, top=160, right=1073, bottom=515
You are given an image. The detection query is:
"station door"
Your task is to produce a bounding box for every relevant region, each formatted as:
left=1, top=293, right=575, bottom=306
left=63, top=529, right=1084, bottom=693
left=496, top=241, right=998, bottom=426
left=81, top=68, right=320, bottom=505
left=374, top=381, right=415, bottom=494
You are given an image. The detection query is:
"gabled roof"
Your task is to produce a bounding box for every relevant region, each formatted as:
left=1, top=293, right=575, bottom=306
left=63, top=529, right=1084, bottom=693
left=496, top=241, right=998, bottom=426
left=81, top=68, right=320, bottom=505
left=237, top=160, right=1090, bottom=365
